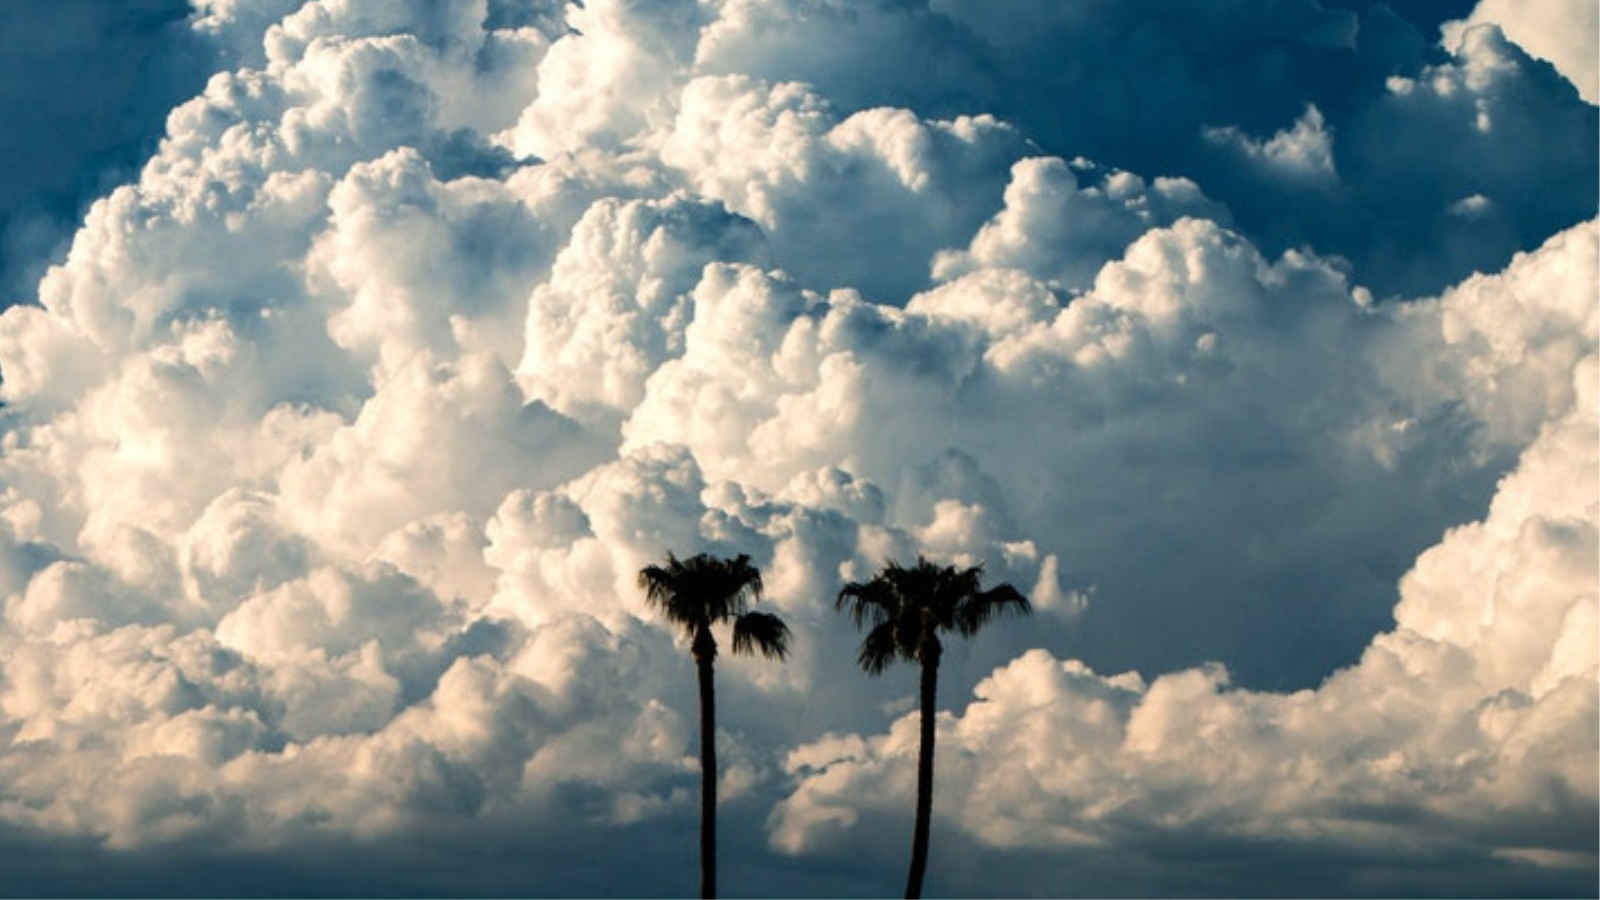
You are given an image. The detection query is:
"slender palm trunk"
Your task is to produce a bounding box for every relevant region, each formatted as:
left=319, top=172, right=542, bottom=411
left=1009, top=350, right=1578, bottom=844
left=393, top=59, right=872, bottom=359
left=694, top=629, right=718, bottom=899
left=905, top=642, right=940, bottom=899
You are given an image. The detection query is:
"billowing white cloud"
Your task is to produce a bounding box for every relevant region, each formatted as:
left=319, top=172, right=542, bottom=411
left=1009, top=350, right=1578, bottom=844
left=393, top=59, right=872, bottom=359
left=515, top=193, right=767, bottom=428
left=0, top=0, right=1590, bottom=895
left=931, top=156, right=1228, bottom=293
left=503, top=0, right=701, bottom=158
left=773, top=225, right=1599, bottom=895
left=1203, top=104, right=1338, bottom=187
left=662, top=74, right=1026, bottom=302
left=1444, top=0, right=1599, bottom=104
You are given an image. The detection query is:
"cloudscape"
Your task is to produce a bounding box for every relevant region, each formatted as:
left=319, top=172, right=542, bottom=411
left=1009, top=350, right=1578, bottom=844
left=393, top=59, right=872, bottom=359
left=0, top=0, right=1594, bottom=895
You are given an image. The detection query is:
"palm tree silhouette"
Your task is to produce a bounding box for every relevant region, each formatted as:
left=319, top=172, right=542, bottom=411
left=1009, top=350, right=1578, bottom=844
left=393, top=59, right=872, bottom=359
left=639, top=551, right=791, bottom=899
left=837, top=556, right=1030, bottom=899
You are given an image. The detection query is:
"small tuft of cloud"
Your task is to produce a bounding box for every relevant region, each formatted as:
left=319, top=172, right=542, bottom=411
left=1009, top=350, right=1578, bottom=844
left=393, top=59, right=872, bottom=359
left=1204, top=105, right=1339, bottom=187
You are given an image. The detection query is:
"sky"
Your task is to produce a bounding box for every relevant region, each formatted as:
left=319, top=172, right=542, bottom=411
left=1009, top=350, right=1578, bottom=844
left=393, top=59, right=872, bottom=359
left=0, top=0, right=1593, bottom=896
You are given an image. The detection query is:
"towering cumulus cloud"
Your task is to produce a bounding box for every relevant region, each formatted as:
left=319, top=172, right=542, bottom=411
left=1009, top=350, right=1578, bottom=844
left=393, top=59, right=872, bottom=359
left=0, top=0, right=1592, bottom=895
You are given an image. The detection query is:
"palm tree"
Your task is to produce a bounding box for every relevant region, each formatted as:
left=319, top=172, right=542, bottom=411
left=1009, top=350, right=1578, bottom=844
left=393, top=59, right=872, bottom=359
left=639, top=551, right=791, bottom=899
left=837, top=556, right=1030, bottom=900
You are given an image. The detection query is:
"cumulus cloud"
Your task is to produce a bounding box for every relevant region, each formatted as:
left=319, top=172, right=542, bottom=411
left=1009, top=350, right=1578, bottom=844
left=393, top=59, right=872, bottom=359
left=773, top=224, right=1599, bottom=894
left=931, top=156, right=1229, bottom=293
left=515, top=192, right=767, bottom=428
left=0, top=0, right=1591, bottom=895
left=1444, top=0, right=1599, bottom=104
left=1203, top=104, right=1339, bottom=187
left=909, top=0, right=1598, bottom=297
left=661, top=74, right=1026, bottom=302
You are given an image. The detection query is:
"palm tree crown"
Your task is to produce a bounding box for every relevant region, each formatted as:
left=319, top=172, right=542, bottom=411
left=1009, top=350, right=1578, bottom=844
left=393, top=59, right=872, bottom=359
left=837, top=556, right=1029, bottom=674
left=639, top=551, right=790, bottom=663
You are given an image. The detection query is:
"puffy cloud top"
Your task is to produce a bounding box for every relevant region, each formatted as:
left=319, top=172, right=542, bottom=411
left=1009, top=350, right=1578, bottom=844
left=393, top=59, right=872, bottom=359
left=1445, top=0, right=1599, bottom=104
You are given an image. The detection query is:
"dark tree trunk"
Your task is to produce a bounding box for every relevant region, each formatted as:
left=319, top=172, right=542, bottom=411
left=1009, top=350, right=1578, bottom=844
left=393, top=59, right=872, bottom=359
left=695, top=628, right=718, bottom=899
left=905, top=641, right=940, bottom=900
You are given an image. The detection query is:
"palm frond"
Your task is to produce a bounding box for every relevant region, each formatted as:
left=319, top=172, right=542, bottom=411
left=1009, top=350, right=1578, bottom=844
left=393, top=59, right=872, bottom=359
left=953, top=581, right=1031, bottom=637
left=636, top=555, right=680, bottom=607
left=716, top=553, right=764, bottom=620
left=638, top=553, right=704, bottom=637
left=731, top=610, right=791, bottom=660
left=836, top=576, right=896, bottom=629
left=858, top=619, right=901, bottom=675
left=913, top=559, right=973, bottom=629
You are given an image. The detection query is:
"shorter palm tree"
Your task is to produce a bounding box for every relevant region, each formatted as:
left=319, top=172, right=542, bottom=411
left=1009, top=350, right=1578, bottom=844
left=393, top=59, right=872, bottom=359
left=639, top=551, right=790, bottom=899
left=837, top=556, right=1030, bottom=900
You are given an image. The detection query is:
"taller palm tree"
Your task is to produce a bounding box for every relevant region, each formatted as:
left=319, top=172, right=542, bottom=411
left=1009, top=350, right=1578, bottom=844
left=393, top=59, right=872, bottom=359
left=639, top=551, right=791, bottom=899
left=837, top=556, right=1030, bottom=900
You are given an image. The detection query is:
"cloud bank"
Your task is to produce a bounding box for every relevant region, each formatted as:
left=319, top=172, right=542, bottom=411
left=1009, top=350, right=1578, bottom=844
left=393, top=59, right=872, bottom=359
left=0, top=0, right=1592, bottom=895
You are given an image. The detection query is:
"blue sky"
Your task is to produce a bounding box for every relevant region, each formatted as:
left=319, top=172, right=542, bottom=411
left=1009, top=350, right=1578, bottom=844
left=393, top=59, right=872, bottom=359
left=0, top=0, right=1593, bottom=896
left=0, top=0, right=212, bottom=304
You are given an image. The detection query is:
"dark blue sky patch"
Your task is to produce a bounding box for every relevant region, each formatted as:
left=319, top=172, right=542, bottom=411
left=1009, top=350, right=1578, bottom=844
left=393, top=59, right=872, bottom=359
left=0, top=0, right=214, bottom=305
